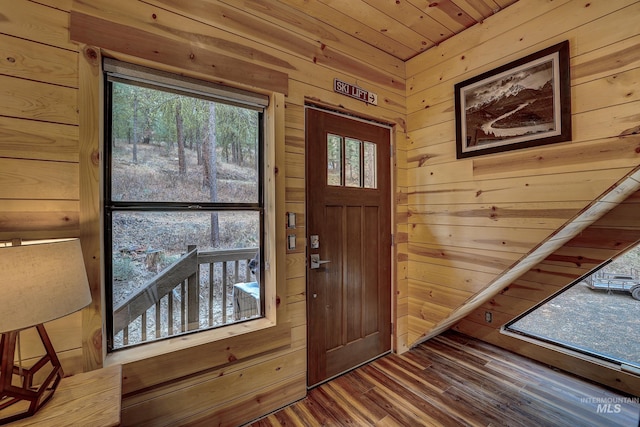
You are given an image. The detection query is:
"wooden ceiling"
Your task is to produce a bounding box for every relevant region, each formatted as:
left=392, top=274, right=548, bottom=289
left=272, top=0, right=519, bottom=61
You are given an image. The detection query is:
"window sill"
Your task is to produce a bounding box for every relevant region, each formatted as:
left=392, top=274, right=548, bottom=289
left=500, top=326, right=625, bottom=372
left=105, top=317, right=279, bottom=368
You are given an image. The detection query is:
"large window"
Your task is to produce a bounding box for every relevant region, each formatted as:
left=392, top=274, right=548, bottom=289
left=104, top=59, right=268, bottom=351
left=503, top=243, right=640, bottom=371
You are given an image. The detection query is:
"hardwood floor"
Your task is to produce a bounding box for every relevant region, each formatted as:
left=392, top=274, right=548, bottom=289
left=249, top=331, right=640, bottom=427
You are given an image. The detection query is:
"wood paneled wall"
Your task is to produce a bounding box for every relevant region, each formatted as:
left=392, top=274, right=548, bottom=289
left=0, top=0, right=85, bottom=373
left=2, top=0, right=639, bottom=423
left=403, top=0, right=640, bottom=393
left=455, top=189, right=640, bottom=395
left=1, top=0, right=405, bottom=425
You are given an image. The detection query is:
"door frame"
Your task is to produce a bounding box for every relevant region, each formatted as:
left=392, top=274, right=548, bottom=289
left=304, top=105, right=397, bottom=386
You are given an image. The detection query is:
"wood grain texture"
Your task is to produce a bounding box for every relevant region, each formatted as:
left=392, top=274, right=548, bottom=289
left=122, top=348, right=304, bottom=426
left=0, top=74, right=77, bottom=125
left=0, top=200, right=78, bottom=240
left=266, top=0, right=517, bottom=61
left=30, top=0, right=74, bottom=12
left=70, top=0, right=408, bottom=108
left=4, top=0, right=639, bottom=425
left=407, top=0, right=476, bottom=33
left=78, top=44, right=104, bottom=371
left=407, top=0, right=635, bottom=85
left=216, top=0, right=406, bottom=78
left=0, top=34, right=78, bottom=88
left=251, top=330, right=640, bottom=427
left=364, top=0, right=453, bottom=44
left=572, top=35, right=640, bottom=87
left=268, top=92, right=289, bottom=324
left=153, top=0, right=408, bottom=87
left=275, top=0, right=416, bottom=61
left=0, top=0, right=78, bottom=50
left=115, top=321, right=291, bottom=396
left=458, top=188, right=640, bottom=396
left=180, top=373, right=307, bottom=427
left=10, top=364, right=122, bottom=427
left=402, top=1, right=640, bottom=380
left=313, top=0, right=434, bottom=54
left=0, top=158, right=78, bottom=199
left=456, top=319, right=640, bottom=396
left=0, top=117, right=79, bottom=162
left=69, top=10, right=289, bottom=95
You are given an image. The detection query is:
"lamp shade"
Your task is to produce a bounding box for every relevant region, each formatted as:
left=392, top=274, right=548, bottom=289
left=0, top=239, right=92, bottom=333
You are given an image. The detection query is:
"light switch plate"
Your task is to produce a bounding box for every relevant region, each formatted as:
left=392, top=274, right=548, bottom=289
left=286, top=212, right=296, bottom=229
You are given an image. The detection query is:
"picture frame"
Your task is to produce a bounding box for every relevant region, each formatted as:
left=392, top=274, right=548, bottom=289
left=454, top=41, right=571, bottom=159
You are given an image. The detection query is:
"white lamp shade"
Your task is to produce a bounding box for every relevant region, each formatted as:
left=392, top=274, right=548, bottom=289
left=0, top=239, right=92, bottom=333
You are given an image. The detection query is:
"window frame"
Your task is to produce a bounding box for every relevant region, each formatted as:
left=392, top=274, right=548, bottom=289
left=326, top=133, right=379, bottom=189
left=103, top=59, right=269, bottom=352
left=502, top=256, right=640, bottom=371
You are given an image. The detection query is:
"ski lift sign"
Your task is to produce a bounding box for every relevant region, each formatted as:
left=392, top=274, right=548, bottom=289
left=334, top=79, right=378, bottom=105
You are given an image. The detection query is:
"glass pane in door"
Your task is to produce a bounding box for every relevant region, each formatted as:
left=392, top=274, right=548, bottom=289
left=327, top=134, right=342, bottom=186
left=345, top=138, right=362, bottom=188
left=364, top=141, right=377, bottom=189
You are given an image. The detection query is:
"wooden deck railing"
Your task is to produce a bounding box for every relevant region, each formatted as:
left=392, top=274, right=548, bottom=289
left=113, top=246, right=258, bottom=347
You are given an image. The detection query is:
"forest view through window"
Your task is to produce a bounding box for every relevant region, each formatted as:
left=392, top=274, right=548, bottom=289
left=505, top=244, right=640, bottom=370
left=104, top=60, right=267, bottom=351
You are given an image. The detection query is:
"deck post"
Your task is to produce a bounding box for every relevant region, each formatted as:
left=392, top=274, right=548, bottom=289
left=187, top=245, right=199, bottom=331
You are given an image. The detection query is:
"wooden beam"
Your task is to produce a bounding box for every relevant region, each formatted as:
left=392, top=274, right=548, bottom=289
left=69, top=11, right=289, bottom=95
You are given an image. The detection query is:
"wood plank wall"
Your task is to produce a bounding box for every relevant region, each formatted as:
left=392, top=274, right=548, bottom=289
left=403, top=0, right=640, bottom=393
left=0, top=0, right=406, bottom=425
left=0, top=0, right=85, bottom=373
left=455, top=189, right=640, bottom=395
left=3, top=0, right=639, bottom=423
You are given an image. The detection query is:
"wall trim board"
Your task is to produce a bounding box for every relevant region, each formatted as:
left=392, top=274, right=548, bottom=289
left=113, top=321, right=292, bottom=396
left=78, top=44, right=104, bottom=370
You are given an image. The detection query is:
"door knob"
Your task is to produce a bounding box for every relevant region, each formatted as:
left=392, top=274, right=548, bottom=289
left=310, top=254, right=331, bottom=269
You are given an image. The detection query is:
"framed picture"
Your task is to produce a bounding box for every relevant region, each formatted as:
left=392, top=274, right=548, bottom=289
left=455, top=41, right=571, bottom=159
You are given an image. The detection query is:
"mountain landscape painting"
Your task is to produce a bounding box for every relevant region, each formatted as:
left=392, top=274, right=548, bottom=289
left=455, top=42, right=571, bottom=159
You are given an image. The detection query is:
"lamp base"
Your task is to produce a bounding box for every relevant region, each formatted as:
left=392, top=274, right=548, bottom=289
left=0, top=324, right=63, bottom=425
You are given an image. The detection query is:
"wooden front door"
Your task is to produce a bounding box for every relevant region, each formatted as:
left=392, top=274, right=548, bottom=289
left=306, top=108, right=391, bottom=387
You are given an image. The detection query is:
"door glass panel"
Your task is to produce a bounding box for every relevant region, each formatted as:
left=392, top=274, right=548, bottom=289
left=364, top=141, right=377, bottom=189
left=327, top=134, right=342, bottom=186
left=345, top=138, right=362, bottom=188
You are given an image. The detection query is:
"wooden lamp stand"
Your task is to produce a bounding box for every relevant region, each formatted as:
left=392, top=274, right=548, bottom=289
left=0, top=325, right=64, bottom=425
